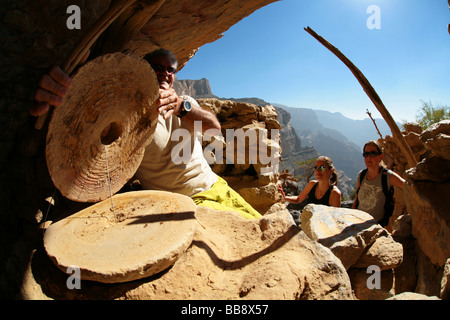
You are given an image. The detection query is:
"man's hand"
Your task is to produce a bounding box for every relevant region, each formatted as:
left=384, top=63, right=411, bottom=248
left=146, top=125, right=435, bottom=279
left=156, top=89, right=221, bottom=133
left=157, top=88, right=182, bottom=119
left=31, top=66, right=72, bottom=117
left=31, top=50, right=89, bottom=117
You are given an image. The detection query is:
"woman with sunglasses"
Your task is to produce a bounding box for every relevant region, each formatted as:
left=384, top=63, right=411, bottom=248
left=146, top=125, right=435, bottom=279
left=278, top=156, right=341, bottom=208
left=352, top=140, right=405, bottom=224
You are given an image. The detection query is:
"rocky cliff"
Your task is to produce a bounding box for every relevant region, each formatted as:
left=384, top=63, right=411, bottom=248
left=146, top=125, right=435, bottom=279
left=173, top=78, right=216, bottom=99
left=272, top=107, right=304, bottom=159
left=275, top=105, right=365, bottom=180
left=380, top=120, right=450, bottom=298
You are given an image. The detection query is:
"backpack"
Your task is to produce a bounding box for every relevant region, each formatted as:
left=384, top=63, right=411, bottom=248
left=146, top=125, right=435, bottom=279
left=355, top=168, right=395, bottom=227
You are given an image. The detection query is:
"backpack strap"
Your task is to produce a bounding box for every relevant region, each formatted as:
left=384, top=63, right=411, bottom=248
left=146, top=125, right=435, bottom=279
left=379, top=167, right=395, bottom=227
left=381, top=167, right=389, bottom=196
left=355, top=169, right=368, bottom=209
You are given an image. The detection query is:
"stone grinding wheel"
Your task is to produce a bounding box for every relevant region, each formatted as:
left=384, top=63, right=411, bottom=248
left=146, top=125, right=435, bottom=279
left=46, top=52, right=160, bottom=203
left=43, top=190, right=198, bottom=284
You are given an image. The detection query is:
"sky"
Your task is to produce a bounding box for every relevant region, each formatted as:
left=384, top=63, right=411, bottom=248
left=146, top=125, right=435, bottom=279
left=177, top=0, right=450, bottom=123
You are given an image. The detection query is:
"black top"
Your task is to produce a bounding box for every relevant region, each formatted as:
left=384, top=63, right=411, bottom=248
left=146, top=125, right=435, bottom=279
left=307, top=182, right=332, bottom=206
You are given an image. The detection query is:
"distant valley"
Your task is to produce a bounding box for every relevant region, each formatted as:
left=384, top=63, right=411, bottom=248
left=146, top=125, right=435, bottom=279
left=272, top=103, right=395, bottom=180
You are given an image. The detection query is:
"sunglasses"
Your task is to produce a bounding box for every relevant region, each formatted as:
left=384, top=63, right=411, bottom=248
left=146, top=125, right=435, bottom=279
left=363, top=151, right=381, bottom=158
left=314, top=165, right=328, bottom=172
left=151, top=63, right=177, bottom=75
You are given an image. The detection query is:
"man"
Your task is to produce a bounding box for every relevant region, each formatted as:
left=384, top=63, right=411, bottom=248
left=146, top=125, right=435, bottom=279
left=31, top=49, right=262, bottom=219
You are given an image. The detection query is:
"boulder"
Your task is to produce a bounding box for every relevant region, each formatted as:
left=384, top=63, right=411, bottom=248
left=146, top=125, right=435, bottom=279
left=419, top=119, right=450, bottom=143
left=352, top=231, right=403, bottom=271
left=237, top=182, right=281, bottom=215
left=386, top=292, right=440, bottom=300
left=397, top=119, right=450, bottom=297
left=27, top=207, right=354, bottom=300
left=419, top=120, right=450, bottom=160
left=403, top=122, right=423, bottom=135
left=414, top=241, right=445, bottom=297
left=403, top=181, right=450, bottom=267
left=406, top=156, right=450, bottom=183
left=424, top=133, right=450, bottom=160
left=348, top=268, right=395, bottom=300
left=301, top=204, right=403, bottom=271
left=390, top=214, right=419, bottom=294
left=403, top=131, right=427, bottom=160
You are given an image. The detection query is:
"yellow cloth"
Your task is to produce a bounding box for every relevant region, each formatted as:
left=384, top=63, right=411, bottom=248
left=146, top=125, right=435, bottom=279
left=191, top=176, right=262, bottom=219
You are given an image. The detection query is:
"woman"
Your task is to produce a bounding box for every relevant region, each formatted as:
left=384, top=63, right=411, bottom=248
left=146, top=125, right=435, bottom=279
left=278, top=156, right=341, bottom=207
left=352, top=140, right=405, bottom=224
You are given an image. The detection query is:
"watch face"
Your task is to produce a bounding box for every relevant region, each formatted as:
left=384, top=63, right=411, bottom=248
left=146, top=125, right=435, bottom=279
left=184, top=100, right=192, bottom=111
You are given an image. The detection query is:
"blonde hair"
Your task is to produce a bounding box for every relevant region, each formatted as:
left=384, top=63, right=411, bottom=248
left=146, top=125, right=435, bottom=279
left=317, top=156, right=338, bottom=186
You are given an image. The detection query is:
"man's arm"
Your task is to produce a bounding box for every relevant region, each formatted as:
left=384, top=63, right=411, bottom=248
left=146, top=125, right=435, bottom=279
left=31, top=50, right=89, bottom=117
left=157, top=88, right=221, bottom=133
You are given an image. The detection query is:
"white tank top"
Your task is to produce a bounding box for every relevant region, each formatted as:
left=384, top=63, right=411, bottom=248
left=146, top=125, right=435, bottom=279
left=357, top=169, right=392, bottom=222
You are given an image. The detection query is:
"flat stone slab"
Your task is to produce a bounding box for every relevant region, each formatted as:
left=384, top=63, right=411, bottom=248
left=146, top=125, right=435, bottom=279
left=44, top=190, right=197, bottom=283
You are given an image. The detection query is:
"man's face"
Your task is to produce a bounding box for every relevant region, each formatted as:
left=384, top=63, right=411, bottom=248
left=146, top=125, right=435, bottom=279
left=150, top=55, right=177, bottom=90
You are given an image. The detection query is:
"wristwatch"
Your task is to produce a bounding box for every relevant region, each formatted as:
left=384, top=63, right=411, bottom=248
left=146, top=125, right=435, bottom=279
left=177, top=98, right=192, bottom=118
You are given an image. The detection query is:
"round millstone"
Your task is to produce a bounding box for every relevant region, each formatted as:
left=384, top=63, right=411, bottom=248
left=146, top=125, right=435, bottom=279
left=46, top=52, right=160, bottom=203
left=43, top=190, right=198, bottom=283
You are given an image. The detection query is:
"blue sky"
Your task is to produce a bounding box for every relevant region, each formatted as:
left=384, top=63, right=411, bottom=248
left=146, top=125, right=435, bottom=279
left=177, top=0, right=450, bottom=123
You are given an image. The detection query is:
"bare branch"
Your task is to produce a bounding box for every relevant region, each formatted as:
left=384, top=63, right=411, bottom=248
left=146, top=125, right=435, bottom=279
left=304, top=26, right=416, bottom=169
left=366, top=109, right=383, bottom=140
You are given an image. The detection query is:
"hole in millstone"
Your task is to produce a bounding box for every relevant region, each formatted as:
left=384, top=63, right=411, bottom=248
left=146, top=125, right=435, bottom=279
left=101, top=122, right=123, bottom=145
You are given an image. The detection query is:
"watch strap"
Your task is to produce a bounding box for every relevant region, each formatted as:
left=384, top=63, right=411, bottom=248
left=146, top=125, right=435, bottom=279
left=177, top=99, right=190, bottom=118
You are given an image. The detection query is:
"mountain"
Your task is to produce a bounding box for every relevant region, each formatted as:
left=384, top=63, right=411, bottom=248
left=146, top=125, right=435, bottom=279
left=274, top=106, right=319, bottom=176
left=273, top=104, right=365, bottom=180
left=313, top=109, right=396, bottom=149
left=173, top=78, right=217, bottom=99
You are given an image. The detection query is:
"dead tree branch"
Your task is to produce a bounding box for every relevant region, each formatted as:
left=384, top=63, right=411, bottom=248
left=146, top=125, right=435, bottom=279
left=304, top=26, right=416, bottom=169
left=366, top=109, right=383, bottom=140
